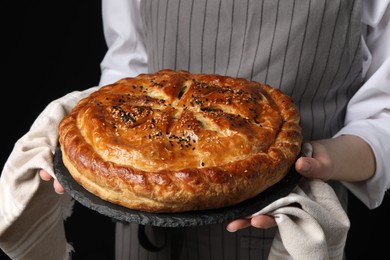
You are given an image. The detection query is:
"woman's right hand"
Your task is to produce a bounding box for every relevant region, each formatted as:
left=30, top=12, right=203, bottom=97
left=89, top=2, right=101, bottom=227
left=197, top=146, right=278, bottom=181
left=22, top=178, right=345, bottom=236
left=39, top=169, right=65, bottom=194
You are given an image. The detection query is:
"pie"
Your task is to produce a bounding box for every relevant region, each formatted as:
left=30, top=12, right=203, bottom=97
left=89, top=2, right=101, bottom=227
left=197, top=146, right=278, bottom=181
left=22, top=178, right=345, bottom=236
left=58, top=69, right=303, bottom=213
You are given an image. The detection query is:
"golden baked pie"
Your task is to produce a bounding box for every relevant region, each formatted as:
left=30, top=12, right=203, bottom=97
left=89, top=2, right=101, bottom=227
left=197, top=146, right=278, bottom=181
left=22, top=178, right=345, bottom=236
left=58, top=69, right=302, bottom=213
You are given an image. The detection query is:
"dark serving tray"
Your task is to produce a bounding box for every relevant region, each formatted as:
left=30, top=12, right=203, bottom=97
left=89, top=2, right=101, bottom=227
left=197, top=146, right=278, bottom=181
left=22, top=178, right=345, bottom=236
left=54, top=145, right=301, bottom=227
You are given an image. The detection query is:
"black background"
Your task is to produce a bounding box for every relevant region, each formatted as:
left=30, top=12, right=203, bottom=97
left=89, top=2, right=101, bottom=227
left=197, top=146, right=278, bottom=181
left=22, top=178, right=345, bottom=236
left=1, top=1, right=389, bottom=259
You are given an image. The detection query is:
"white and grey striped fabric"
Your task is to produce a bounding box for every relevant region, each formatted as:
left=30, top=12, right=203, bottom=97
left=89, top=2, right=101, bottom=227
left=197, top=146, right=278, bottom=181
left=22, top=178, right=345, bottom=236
left=116, top=0, right=362, bottom=259
left=141, top=0, right=362, bottom=141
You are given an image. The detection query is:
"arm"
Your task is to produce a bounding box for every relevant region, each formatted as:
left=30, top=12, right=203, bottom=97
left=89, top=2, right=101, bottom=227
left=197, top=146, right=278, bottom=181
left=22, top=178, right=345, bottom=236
left=227, top=0, right=390, bottom=231
left=279, top=0, right=390, bottom=209
left=99, top=0, right=148, bottom=85
left=337, top=0, right=390, bottom=208
left=299, top=0, right=390, bottom=209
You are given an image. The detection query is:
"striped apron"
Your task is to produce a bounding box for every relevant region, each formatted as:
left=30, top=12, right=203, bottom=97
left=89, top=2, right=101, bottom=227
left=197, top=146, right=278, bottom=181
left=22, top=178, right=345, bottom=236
left=116, top=0, right=362, bottom=259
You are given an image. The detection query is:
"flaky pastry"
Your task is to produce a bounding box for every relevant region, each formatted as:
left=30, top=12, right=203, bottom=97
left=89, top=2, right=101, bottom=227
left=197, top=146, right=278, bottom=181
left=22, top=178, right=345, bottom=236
left=58, top=69, right=302, bottom=213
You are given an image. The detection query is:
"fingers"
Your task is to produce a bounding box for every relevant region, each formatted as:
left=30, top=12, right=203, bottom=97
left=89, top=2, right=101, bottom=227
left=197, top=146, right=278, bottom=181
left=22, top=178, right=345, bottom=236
left=301, top=142, right=313, bottom=157
left=295, top=153, right=332, bottom=181
left=53, top=179, right=65, bottom=194
left=295, top=156, right=314, bottom=174
left=226, top=215, right=276, bottom=232
left=226, top=219, right=251, bottom=232
left=251, top=214, right=276, bottom=229
left=295, top=141, right=319, bottom=178
left=39, top=169, right=53, bottom=181
left=39, top=169, right=65, bottom=194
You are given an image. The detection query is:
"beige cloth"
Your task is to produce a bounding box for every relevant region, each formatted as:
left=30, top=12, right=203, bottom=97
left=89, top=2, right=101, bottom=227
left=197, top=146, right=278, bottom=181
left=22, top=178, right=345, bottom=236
left=0, top=87, right=98, bottom=259
left=0, top=87, right=349, bottom=260
left=253, top=179, right=350, bottom=260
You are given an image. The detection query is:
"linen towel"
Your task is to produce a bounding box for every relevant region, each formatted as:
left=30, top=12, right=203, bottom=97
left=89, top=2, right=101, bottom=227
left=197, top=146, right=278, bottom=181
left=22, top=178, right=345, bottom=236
left=252, top=179, right=350, bottom=260
left=0, top=86, right=98, bottom=259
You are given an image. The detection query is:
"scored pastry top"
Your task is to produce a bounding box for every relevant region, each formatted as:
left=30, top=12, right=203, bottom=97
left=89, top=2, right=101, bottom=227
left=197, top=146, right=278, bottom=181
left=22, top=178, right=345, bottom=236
left=58, top=69, right=302, bottom=213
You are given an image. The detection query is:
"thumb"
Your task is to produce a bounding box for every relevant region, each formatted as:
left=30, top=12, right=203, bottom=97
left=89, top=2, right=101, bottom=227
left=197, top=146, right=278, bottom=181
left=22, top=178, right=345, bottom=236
left=295, top=156, right=331, bottom=181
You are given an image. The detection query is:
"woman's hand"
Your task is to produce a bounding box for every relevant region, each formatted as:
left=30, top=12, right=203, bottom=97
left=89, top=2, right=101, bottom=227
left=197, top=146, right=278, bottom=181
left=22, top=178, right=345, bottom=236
left=39, top=169, right=65, bottom=194
left=226, top=214, right=277, bottom=232
left=296, top=135, right=375, bottom=182
left=226, top=135, right=376, bottom=232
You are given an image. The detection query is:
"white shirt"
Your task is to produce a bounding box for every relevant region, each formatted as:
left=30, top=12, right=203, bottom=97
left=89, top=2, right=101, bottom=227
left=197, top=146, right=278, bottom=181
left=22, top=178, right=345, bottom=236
left=98, top=0, right=390, bottom=209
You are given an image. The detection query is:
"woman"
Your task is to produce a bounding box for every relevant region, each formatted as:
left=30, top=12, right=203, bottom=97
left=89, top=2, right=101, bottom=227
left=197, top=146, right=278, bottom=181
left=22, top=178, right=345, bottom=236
left=2, top=0, right=389, bottom=259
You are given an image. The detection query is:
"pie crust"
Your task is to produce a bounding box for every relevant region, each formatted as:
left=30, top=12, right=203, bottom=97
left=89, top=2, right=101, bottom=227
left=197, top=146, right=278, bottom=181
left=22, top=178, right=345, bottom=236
left=58, top=69, right=302, bottom=213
